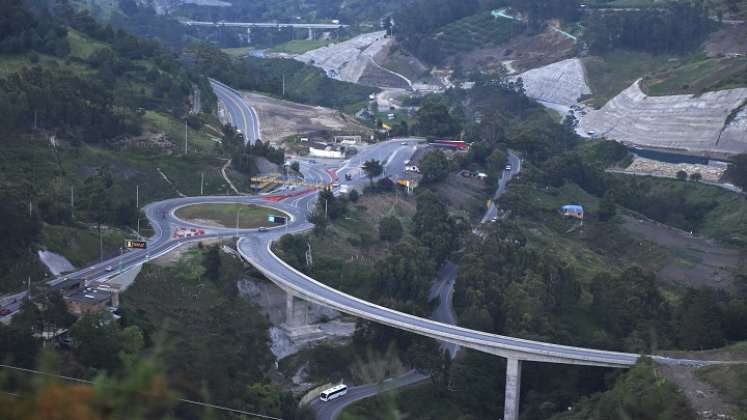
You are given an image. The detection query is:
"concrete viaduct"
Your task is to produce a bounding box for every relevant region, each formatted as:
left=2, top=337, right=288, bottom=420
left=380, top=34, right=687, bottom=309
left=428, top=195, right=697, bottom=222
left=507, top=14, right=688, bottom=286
left=180, top=20, right=348, bottom=42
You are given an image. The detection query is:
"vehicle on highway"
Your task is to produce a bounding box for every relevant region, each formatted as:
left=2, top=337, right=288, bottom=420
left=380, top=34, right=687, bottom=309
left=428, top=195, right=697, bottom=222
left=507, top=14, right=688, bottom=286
left=320, top=384, right=348, bottom=402
left=0, top=308, right=11, bottom=316
left=401, top=141, right=408, bottom=145
left=105, top=265, right=113, bottom=272
left=258, top=227, right=267, bottom=232
left=405, top=165, right=420, bottom=173
left=505, top=164, right=512, bottom=171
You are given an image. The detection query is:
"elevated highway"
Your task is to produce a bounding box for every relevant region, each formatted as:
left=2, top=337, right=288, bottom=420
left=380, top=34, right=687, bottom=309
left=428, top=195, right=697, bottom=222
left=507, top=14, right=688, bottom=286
left=0, top=130, right=731, bottom=420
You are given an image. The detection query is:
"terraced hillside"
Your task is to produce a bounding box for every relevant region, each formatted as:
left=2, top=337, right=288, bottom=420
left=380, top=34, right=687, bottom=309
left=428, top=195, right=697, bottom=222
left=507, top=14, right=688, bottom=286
left=434, top=12, right=524, bottom=57
left=578, top=81, right=747, bottom=157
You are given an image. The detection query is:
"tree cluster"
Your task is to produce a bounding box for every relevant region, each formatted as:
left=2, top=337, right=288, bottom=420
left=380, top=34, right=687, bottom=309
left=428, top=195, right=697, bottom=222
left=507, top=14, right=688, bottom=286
left=584, top=2, right=714, bottom=54
left=394, top=0, right=480, bottom=63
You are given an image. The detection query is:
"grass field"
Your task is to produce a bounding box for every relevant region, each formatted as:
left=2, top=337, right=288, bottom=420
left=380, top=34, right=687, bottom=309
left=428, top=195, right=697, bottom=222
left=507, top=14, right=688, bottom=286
left=268, top=39, right=332, bottom=54
left=143, top=111, right=220, bottom=154
left=220, top=47, right=253, bottom=57
left=174, top=203, right=287, bottom=228
left=41, top=224, right=131, bottom=268
left=583, top=51, right=673, bottom=108
left=67, top=29, right=107, bottom=60
left=644, top=55, right=747, bottom=96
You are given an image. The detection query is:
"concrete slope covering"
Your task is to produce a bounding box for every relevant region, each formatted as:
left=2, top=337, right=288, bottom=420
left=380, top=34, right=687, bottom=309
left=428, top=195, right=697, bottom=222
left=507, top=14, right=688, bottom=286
left=296, top=31, right=411, bottom=89
left=719, top=103, right=747, bottom=153
left=579, top=81, right=747, bottom=157
left=515, top=58, right=591, bottom=114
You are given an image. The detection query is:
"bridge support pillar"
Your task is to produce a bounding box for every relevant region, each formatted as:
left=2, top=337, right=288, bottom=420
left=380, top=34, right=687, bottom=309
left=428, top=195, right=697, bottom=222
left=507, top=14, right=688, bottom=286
left=285, top=291, right=295, bottom=326
left=503, top=358, right=522, bottom=420
left=307, top=27, right=314, bottom=40
left=246, top=27, right=252, bottom=44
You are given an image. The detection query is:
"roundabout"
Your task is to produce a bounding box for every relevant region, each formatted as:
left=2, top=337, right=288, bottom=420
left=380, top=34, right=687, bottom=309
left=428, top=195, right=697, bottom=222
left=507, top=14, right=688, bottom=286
left=173, top=202, right=291, bottom=229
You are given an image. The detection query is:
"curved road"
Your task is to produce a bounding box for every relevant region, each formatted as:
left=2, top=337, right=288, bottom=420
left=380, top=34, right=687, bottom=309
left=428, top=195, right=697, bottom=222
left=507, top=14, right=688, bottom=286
left=0, top=140, right=725, bottom=401
left=210, top=79, right=261, bottom=144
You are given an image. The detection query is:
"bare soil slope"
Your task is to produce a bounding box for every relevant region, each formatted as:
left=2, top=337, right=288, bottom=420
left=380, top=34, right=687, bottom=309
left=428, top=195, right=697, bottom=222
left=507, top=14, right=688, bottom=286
left=244, top=92, right=372, bottom=142
left=457, top=26, right=575, bottom=74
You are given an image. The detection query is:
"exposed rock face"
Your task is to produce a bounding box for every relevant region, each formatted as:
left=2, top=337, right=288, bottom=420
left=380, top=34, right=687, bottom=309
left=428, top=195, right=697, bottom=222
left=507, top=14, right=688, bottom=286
left=296, top=31, right=410, bottom=89
left=515, top=58, right=591, bottom=112
left=578, top=81, right=747, bottom=156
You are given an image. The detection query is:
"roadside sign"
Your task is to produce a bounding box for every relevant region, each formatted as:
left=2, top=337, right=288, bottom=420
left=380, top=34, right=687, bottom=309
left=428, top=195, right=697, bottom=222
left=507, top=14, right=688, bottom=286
left=125, top=240, right=147, bottom=249
left=267, top=215, right=287, bottom=224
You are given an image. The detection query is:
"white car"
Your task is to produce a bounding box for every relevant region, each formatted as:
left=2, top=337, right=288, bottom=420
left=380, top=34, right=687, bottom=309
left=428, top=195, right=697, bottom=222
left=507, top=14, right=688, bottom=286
left=405, top=165, right=420, bottom=173
left=105, top=265, right=113, bottom=272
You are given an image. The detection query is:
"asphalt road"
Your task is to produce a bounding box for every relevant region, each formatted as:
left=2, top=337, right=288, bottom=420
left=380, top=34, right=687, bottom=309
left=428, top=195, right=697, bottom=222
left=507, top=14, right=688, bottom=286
left=1, top=140, right=718, bottom=374
left=309, top=370, right=428, bottom=420
left=481, top=151, right=522, bottom=223
left=429, top=261, right=460, bottom=359
left=210, top=79, right=261, bottom=144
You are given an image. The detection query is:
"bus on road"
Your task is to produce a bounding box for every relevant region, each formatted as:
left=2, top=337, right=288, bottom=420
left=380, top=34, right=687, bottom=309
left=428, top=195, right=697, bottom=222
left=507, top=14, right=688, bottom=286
left=320, top=384, right=348, bottom=402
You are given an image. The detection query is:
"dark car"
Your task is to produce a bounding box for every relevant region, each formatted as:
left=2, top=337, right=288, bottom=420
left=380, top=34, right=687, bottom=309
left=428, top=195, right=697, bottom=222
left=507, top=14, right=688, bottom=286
left=0, top=308, right=12, bottom=316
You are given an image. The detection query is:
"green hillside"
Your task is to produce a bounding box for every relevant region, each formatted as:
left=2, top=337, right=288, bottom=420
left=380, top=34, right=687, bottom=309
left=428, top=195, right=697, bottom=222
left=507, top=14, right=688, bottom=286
left=434, top=12, right=524, bottom=56
left=0, top=0, right=228, bottom=292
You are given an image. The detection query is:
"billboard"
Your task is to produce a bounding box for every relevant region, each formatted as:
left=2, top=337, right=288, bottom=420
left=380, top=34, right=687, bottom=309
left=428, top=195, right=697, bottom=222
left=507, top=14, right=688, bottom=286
left=125, top=240, right=147, bottom=249
left=267, top=215, right=287, bottom=224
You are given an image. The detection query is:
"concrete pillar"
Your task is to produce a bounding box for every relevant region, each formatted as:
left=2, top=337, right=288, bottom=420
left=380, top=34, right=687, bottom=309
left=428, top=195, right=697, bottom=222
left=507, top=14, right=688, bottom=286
left=307, top=27, right=314, bottom=40
left=285, top=292, right=295, bottom=326
left=246, top=28, right=252, bottom=44
left=503, top=358, right=522, bottom=420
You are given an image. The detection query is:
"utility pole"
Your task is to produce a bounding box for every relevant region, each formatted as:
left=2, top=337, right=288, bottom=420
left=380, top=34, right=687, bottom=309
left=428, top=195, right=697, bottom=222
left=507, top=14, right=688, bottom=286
left=282, top=74, right=285, bottom=97
left=184, top=119, right=188, bottom=154
left=99, top=228, right=103, bottom=263
left=33, top=110, right=37, bottom=130
left=235, top=206, right=240, bottom=237
left=136, top=184, right=139, bottom=209
left=324, top=199, right=328, bottom=219
left=200, top=172, right=204, bottom=196
left=70, top=185, right=75, bottom=219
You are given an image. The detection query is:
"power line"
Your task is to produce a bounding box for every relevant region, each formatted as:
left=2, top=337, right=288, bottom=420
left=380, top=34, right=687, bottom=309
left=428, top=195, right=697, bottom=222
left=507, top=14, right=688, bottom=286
left=0, top=364, right=283, bottom=420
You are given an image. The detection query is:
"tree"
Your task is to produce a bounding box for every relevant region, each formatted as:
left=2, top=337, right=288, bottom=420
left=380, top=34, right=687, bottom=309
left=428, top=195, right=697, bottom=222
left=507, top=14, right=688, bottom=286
left=376, top=239, right=436, bottom=308
left=412, top=190, right=458, bottom=263
left=724, top=154, right=747, bottom=189
left=348, top=189, right=359, bottom=203
left=597, top=192, right=616, bottom=222
left=362, top=159, right=384, bottom=186
left=689, top=172, right=702, bottom=182
left=414, top=102, right=461, bottom=137
left=676, top=170, right=688, bottom=180
left=420, top=150, right=450, bottom=184
left=315, top=187, right=346, bottom=220
left=379, top=216, right=403, bottom=242
left=203, top=245, right=221, bottom=282
left=676, top=288, right=725, bottom=350
left=290, top=161, right=300, bottom=173
left=70, top=310, right=123, bottom=370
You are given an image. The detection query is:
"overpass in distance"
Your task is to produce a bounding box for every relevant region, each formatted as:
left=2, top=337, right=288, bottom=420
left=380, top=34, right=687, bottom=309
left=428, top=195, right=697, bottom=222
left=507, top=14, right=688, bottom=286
left=180, top=20, right=349, bottom=29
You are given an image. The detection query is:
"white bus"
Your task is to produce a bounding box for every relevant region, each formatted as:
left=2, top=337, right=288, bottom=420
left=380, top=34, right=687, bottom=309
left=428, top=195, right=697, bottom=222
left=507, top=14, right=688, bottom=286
left=319, top=384, right=348, bottom=402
